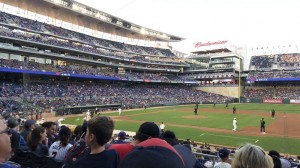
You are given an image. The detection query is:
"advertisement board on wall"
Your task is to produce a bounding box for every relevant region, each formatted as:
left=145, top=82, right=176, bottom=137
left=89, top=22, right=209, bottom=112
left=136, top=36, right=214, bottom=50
left=263, top=99, right=283, bottom=104
left=290, top=99, right=300, bottom=104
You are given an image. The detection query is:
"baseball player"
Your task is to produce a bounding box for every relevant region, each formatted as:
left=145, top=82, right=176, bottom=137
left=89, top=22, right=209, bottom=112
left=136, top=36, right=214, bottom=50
left=118, top=107, right=122, bottom=116
left=260, top=118, right=266, bottom=134
left=233, top=106, right=236, bottom=114
left=86, top=110, right=91, bottom=120
left=232, top=118, right=237, bottom=131
left=271, top=109, right=275, bottom=118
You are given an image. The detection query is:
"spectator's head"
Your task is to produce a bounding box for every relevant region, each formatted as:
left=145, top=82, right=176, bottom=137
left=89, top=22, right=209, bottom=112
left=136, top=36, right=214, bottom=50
left=268, top=150, right=281, bottom=168
left=135, top=122, right=160, bottom=142
left=59, top=126, right=71, bottom=147
left=42, top=121, right=57, bottom=137
left=118, top=131, right=126, bottom=141
left=28, top=126, right=46, bottom=151
left=73, top=125, right=83, bottom=140
left=0, top=119, right=12, bottom=163
left=218, top=148, right=230, bottom=161
left=85, top=116, right=114, bottom=148
left=161, top=130, right=178, bottom=146
left=7, top=117, right=18, bottom=129
left=232, top=144, right=273, bottom=168
left=24, top=119, right=36, bottom=130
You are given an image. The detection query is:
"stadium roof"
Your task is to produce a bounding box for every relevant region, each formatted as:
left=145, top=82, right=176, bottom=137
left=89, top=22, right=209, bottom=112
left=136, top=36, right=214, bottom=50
left=3, top=0, right=184, bottom=42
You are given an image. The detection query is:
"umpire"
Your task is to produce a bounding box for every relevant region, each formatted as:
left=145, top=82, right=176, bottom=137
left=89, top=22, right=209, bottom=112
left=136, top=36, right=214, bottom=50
left=271, top=109, right=275, bottom=118
left=260, top=118, right=266, bottom=134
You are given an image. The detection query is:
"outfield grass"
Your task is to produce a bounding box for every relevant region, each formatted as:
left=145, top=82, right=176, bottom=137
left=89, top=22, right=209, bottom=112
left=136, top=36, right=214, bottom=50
left=62, top=103, right=300, bottom=155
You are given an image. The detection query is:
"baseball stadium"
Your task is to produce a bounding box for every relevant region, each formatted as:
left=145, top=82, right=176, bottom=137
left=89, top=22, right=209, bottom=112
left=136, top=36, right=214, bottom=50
left=0, top=0, right=299, bottom=168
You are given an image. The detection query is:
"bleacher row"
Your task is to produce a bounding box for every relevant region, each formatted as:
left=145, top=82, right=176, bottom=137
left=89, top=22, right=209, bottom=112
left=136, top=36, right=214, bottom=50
left=1, top=115, right=299, bottom=168
left=0, top=11, right=184, bottom=62
left=244, top=87, right=300, bottom=99
left=250, top=54, right=300, bottom=69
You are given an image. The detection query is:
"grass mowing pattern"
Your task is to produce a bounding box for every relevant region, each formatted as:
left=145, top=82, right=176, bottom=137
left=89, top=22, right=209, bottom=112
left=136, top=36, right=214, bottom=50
left=62, top=103, right=300, bottom=154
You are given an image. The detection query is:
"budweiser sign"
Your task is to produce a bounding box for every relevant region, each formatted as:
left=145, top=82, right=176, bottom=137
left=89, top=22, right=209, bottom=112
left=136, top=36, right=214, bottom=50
left=263, top=99, right=282, bottom=104
left=194, top=40, right=228, bottom=48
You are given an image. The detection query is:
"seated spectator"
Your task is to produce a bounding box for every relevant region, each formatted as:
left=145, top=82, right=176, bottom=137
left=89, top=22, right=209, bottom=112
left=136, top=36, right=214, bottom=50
left=69, top=125, right=83, bottom=145
left=214, top=148, right=231, bottom=168
left=20, top=120, right=35, bottom=142
left=108, top=122, right=160, bottom=160
left=7, top=118, right=21, bottom=153
left=41, top=121, right=58, bottom=147
left=119, top=138, right=185, bottom=168
left=268, top=150, right=282, bottom=168
left=73, top=116, right=119, bottom=168
left=49, top=126, right=73, bottom=161
left=231, top=144, right=273, bottom=168
left=0, top=118, right=20, bottom=168
left=28, top=126, right=49, bottom=156
left=112, top=131, right=127, bottom=144
left=161, top=130, right=178, bottom=146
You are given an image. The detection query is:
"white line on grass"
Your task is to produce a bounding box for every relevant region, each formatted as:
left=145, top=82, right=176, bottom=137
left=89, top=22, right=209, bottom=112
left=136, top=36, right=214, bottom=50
left=200, top=133, right=258, bottom=143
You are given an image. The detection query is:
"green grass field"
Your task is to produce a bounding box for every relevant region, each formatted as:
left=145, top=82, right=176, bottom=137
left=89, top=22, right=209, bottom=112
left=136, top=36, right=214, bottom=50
left=62, top=103, right=300, bottom=155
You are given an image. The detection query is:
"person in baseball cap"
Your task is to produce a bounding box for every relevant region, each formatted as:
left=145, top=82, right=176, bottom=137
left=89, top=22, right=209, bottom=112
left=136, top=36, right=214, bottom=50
left=20, top=119, right=36, bottom=141
left=214, top=148, right=231, bottom=168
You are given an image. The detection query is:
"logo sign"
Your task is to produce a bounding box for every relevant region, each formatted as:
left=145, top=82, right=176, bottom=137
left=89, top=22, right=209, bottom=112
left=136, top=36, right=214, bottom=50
left=194, top=40, right=228, bottom=48
left=263, top=99, right=282, bottom=104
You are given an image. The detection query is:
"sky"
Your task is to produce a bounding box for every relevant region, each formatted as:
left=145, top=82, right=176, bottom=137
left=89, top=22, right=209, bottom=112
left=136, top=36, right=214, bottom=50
left=76, top=0, right=300, bottom=54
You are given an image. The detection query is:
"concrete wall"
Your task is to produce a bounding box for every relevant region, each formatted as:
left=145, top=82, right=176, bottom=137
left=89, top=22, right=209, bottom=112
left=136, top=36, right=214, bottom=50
left=195, top=87, right=241, bottom=98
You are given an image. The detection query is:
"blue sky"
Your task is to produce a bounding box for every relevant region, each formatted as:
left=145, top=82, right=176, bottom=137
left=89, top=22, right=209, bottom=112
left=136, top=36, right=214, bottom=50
left=77, top=0, right=300, bottom=53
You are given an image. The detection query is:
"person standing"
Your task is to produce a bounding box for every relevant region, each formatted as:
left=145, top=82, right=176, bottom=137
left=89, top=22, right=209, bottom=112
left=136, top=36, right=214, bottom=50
left=194, top=106, right=198, bottom=115
left=213, top=102, right=216, bottom=108
left=118, top=108, right=122, bottom=116
left=260, top=118, right=266, bottom=134
left=233, top=106, right=236, bottom=114
left=232, top=118, right=237, bottom=131
left=271, top=109, right=275, bottom=118
left=159, top=122, right=165, bottom=133
left=225, top=102, right=229, bottom=109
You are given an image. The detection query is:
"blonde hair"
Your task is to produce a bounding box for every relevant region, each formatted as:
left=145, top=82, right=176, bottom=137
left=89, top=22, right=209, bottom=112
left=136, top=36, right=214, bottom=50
left=231, top=144, right=274, bottom=168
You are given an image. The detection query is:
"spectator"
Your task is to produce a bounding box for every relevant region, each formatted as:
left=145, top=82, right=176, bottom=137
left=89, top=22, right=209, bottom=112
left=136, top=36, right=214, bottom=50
left=0, top=118, right=20, bottom=168
left=49, top=126, right=73, bottom=161
left=70, top=125, right=83, bottom=145
left=112, top=131, right=127, bottom=144
left=73, top=116, right=119, bottom=168
left=214, top=148, right=231, bottom=168
left=231, top=144, right=273, bottom=168
left=20, top=120, right=35, bottom=142
left=119, top=138, right=185, bottom=168
left=41, top=121, right=58, bottom=147
left=108, top=122, right=160, bottom=161
left=28, top=126, right=48, bottom=156
left=7, top=118, right=21, bottom=153
left=268, top=150, right=282, bottom=168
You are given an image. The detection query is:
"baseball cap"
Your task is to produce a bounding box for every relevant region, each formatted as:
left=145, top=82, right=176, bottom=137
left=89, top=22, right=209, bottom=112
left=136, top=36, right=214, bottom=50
left=173, top=144, right=196, bottom=168
left=118, top=131, right=126, bottom=138
left=120, top=138, right=185, bottom=168
left=137, top=122, right=160, bottom=138
left=24, top=120, right=36, bottom=128
left=219, top=148, right=230, bottom=158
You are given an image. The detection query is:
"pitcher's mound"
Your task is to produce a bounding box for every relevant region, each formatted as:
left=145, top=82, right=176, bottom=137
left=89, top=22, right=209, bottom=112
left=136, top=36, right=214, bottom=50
left=183, top=115, right=208, bottom=119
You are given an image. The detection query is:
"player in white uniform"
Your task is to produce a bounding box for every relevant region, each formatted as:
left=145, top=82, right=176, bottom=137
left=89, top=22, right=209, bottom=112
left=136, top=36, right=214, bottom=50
left=232, top=118, right=237, bottom=131
left=118, top=108, right=122, bottom=116
left=86, top=110, right=91, bottom=120
left=159, top=122, right=165, bottom=132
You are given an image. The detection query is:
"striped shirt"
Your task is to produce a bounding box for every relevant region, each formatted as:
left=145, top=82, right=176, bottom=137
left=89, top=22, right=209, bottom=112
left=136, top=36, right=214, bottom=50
left=49, top=141, right=73, bottom=161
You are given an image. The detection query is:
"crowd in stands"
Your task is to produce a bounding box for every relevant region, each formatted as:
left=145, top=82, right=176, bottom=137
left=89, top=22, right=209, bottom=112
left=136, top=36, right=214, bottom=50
left=0, top=58, right=194, bottom=82
left=0, top=11, right=179, bottom=59
left=0, top=113, right=299, bottom=168
left=249, top=71, right=300, bottom=79
left=250, top=55, right=275, bottom=69
left=0, top=80, right=227, bottom=110
left=278, top=54, right=300, bottom=68
left=190, top=73, right=235, bottom=79
left=244, top=87, right=300, bottom=99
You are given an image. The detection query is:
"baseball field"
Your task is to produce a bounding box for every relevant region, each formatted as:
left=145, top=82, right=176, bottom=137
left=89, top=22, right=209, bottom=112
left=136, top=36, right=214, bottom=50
left=62, top=103, right=300, bottom=155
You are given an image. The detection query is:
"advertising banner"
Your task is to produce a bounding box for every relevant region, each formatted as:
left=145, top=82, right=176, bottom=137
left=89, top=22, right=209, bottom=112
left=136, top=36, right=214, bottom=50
left=263, top=99, right=282, bottom=104
left=290, top=99, right=300, bottom=104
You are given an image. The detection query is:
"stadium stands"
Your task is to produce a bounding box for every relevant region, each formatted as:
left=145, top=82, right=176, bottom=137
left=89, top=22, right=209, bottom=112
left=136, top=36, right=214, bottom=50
left=250, top=55, right=275, bottom=69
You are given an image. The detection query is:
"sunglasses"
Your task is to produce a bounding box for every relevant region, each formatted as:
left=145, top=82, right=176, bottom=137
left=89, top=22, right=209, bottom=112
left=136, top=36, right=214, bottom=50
left=0, top=128, right=12, bottom=135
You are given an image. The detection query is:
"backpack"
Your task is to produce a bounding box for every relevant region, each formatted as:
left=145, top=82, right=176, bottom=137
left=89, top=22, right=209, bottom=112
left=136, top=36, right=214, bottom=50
left=63, top=137, right=88, bottom=168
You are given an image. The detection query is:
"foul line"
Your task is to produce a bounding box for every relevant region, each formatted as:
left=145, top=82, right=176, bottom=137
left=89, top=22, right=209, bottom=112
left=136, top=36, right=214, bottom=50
left=200, top=133, right=259, bottom=143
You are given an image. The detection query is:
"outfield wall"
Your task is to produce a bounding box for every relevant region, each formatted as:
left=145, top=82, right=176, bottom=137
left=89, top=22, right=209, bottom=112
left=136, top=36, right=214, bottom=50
left=195, top=87, right=241, bottom=98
